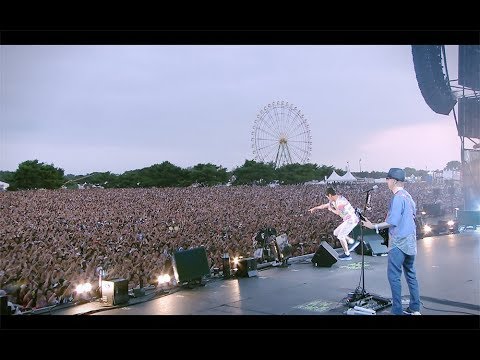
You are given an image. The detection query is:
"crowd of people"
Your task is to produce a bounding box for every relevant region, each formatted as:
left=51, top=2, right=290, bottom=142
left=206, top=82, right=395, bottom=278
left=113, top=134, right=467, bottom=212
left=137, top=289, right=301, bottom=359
left=0, top=181, right=462, bottom=312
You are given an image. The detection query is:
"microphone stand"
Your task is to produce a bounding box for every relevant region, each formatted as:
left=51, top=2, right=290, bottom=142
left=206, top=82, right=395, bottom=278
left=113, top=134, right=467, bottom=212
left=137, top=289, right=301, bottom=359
left=350, top=190, right=373, bottom=303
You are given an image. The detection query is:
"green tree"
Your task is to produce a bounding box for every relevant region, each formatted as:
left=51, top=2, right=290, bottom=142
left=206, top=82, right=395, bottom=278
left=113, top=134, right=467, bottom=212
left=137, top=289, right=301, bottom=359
left=11, top=160, right=64, bottom=190
left=415, top=169, right=429, bottom=178
left=83, top=172, right=120, bottom=188
left=232, top=160, right=276, bottom=185
left=445, top=160, right=461, bottom=171
left=117, top=161, right=190, bottom=188
left=404, top=167, right=417, bottom=178
left=0, top=171, right=15, bottom=183
left=276, top=163, right=328, bottom=184
left=188, top=163, right=229, bottom=186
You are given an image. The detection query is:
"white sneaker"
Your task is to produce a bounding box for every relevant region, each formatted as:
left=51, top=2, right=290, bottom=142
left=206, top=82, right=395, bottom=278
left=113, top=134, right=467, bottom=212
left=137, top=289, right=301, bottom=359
left=349, top=241, right=360, bottom=252
left=347, top=238, right=354, bottom=245
left=338, top=253, right=352, bottom=260
left=403, top=307, right=421, bottom=315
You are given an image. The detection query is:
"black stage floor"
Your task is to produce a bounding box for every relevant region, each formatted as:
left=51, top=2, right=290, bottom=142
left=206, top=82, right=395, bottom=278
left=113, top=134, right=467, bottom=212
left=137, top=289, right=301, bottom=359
left=3, top=230, right=479, bottom=332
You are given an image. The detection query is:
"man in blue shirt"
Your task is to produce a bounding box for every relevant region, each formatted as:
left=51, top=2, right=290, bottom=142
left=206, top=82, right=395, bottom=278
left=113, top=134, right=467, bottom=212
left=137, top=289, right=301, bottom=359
left=361, top=168, right=421, bottom=315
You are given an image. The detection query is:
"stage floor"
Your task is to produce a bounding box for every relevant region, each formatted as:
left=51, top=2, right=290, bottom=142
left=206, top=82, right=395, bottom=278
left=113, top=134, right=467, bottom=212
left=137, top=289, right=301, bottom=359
left=51, top=230, right=479, bottom=316
left=3, top=230, right=479, bottom=332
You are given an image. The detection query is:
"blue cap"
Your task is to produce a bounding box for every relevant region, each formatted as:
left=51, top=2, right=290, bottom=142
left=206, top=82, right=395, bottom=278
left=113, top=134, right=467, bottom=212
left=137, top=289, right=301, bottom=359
left=387, top=168, right=405, bottom=182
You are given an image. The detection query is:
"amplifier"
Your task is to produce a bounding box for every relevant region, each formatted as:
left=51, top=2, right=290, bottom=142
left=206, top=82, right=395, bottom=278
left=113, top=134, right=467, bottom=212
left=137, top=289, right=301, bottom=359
left=101, top=278, right=129, bottom=306
left=173, top=246, right=210, bottom=284
left=236, top=257, right=258, bottom=277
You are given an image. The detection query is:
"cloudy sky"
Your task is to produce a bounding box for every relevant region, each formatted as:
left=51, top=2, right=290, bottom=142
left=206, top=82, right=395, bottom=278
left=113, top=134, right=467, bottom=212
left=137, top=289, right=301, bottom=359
left=1, top=44, right=461, bottom=175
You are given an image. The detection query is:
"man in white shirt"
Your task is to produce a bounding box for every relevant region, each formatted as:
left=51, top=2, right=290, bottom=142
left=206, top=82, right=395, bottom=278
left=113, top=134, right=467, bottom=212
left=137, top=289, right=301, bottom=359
left=309, top=187, right=359, bottom=260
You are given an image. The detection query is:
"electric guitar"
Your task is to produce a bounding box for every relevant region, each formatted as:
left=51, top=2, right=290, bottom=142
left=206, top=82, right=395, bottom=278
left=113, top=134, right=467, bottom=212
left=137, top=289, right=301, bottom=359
left=378, top=228, right=389, bottom=246
left=358, top=212, right=388, bottom=246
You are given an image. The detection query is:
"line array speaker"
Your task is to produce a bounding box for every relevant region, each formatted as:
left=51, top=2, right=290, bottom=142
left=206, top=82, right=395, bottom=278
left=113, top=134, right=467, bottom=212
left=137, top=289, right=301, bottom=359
left=459, top=45, right=480, bottom=90
left=412, top=45, right=457, bottom=115
left=458, top=97, right=480, bottom=139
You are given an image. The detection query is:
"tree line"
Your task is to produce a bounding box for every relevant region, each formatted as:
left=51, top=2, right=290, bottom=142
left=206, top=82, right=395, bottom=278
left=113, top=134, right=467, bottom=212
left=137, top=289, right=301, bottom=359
left=0, top=159, right=461, bottom=191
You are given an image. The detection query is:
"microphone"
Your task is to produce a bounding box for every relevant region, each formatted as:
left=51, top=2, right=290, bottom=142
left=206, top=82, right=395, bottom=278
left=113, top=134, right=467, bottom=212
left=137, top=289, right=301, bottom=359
left=363, top=185, right=378, bottom=193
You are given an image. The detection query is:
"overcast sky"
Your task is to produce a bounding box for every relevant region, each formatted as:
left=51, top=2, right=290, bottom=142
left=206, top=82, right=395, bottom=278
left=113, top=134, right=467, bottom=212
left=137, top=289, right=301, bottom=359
left=1, top=45, right=461, bottom=175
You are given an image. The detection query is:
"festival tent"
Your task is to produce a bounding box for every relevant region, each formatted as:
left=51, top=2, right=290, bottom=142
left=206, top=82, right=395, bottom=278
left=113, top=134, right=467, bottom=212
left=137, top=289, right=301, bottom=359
left=326, top=171, right=344, bottom=183
left=341, top=171, right=357, bottom=182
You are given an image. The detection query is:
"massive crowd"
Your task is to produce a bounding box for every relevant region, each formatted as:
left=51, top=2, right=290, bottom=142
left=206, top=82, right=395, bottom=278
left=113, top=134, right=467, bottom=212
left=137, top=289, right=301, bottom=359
left=0, top=181, right=462, bottom=311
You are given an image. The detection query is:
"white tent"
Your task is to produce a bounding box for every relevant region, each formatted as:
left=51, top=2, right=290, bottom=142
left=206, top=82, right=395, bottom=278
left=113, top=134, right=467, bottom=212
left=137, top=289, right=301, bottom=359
left=0, top=181, right=9, bottom=190
left=341, top=171, right=357, bottom=182
left=326, top=171, right=344, bottom=183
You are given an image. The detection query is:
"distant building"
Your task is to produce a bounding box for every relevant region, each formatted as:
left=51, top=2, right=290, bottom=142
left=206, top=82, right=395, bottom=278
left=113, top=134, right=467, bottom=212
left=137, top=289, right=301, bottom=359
left=442, top=170, right=461, bottom=181
left=0, top=181, right=9, bottom=191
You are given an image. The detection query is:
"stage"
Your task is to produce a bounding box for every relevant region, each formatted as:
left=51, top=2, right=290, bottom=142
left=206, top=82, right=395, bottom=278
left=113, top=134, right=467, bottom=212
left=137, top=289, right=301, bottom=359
left=2, top=230, right=479, bottom=331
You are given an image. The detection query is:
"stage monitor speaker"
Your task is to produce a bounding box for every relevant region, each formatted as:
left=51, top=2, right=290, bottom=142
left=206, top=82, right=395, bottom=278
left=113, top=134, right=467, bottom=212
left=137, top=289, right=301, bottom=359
left=458, top=97, right=480, bottom=139
left=311, top=241, right=338, bottom=267
left=173, top=246, right=210, bottom=284
left=412, top=45, right=457, bottom=115
left=355, top=233, right=388, bottom=256
left=459, top=45, right=480, bottom=90
left=457, top=210, right=480, bottom=226
left=101, top=278, right=129, bottom=306
left=236, top=257, right=258, bottom=277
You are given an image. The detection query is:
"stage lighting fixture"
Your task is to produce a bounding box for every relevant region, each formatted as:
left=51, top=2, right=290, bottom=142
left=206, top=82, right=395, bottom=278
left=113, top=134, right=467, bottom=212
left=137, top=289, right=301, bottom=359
left=75, top=282, right=92, bottom=294
left=232, top=256, right=240, bottom=268
left=157, top=274, right=171, bottom=284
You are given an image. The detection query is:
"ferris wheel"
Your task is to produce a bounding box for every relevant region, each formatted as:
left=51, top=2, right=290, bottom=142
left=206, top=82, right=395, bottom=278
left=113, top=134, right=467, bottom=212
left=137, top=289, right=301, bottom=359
left=251, top=101, right=312, bottom=168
